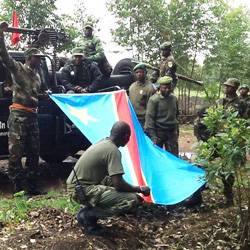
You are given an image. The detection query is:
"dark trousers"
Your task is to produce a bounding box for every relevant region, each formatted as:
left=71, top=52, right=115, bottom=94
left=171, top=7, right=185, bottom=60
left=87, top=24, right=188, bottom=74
left=156, top=127, right=179, bottom=156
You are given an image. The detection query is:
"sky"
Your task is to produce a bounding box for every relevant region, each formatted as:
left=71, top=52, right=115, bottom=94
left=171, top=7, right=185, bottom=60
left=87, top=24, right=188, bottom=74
left=56, top=0, right=250, bottom=66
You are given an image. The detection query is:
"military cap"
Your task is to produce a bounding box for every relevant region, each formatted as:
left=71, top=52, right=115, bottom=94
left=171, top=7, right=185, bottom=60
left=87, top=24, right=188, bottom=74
left=133, top=63, right=147, bottom=72
left=84, top=23, right=93, bottom=29
left=223, top=78, right=240, bottom=88
left=72, top=47, right=85, bottom=56
left=157, top=76, right=173, bottom=85
left=160, top=41, right=172, bottom=50
left=238, top=84, right=249, bottom=91
left=24, top=48, right=44, bottom=57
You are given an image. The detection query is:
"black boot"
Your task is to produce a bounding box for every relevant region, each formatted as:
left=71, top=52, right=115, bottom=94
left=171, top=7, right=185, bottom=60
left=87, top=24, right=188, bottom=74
left=76, top=207, right=106, bottom=236
left=25, top=180, right=47, bottom=196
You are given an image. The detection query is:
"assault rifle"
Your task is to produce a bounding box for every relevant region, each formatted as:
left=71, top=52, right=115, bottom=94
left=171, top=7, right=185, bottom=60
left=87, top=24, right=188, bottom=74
left=133, top=61, right=203, bottom=86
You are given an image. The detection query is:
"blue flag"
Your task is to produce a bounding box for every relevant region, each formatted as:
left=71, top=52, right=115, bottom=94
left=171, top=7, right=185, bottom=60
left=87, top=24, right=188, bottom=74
left=50, top=90, right=206, bottom=205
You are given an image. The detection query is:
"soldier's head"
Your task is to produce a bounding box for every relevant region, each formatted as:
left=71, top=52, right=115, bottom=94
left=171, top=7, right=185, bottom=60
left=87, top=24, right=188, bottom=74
left=72, top=47, right=85, bottom=65
left=84, top=23, right=93, bottom=37
left=24, top=48, right=44, bottom=69
left=222, top=78, right=240, bottom=96
left=157, top=76, right=173, bottom=97
left=133, top=63, right=147, bottom=82
left=238, top=84, right=249, bottom=97
left=150, top=70, right=160, bottom=84
left=110, top=121, right=131, bottom=147
left=160, top=41, right=172, bottom=57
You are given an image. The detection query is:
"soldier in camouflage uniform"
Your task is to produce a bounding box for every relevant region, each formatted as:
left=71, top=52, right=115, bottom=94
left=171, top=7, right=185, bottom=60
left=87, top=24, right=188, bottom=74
left=128, top=63, right=156, bottom=128
left=159, top=41, right=177, bottom=88
left=238, top=84, right=250, bottom=118
left=61, top=47, right=103, bottom=93
left=0, top=22, right=46, bottom=195
left=217, top=78, right=246, bottom=206
left=77, top=23, right=112, bottom=77
left=145, top=76, right=179, bottom=156
left=67, top=121, right=150, bottom=235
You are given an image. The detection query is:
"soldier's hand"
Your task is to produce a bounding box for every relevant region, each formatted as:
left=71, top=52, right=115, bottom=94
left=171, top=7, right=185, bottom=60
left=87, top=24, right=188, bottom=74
left=139, top=186, right=150, bottom=196
left=80, top=88, right=88, bottom=93
left=0, top=22, right=8, bottom=32
left=74, top=86, right=83, bottom=93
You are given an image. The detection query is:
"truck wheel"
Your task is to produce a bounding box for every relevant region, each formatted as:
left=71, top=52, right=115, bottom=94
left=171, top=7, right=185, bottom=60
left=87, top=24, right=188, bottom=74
left=112, top=58, right=135, bottom=75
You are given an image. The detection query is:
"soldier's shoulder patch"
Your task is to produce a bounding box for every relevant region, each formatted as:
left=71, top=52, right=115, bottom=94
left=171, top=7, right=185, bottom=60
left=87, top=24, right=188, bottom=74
left=168, top=61, right=173, bottom=68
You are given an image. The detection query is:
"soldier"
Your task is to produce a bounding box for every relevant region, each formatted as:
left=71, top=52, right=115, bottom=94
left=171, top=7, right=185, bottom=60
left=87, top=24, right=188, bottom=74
left=78, top=23, right=112, bottom=77
left=128, top=63, right=155, bottom=127
left=0, top=22, right=46, bottom=195
left=238, top=84, right=250, bottom=118
left=145, top=76, right=179, bottom=156
left=217, top=78, right=247, bottom=206
left=67, top=121, right=150, bottom=235
left=159, top=41, right=177, bottom=88
left=61, top=47, right=103, bottom=93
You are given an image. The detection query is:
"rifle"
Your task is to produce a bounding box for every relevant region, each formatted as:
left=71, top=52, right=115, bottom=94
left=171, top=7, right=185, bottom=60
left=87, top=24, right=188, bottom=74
left=132, top=60, right=203, bottom=86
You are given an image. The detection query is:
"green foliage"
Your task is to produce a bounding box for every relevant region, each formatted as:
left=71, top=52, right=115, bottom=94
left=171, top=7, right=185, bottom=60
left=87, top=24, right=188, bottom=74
left=0, top=191, right=80, bottom=225
left=196, top=105, right=250, bottom=243
left=0, top=0, right=59, bottom=29
left=203, top=7, right=250, bottom=84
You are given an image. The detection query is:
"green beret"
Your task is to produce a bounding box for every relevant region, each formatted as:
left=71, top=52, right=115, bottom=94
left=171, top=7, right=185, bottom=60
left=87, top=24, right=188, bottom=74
left=24, top=48, right=44, bottom=57
left=223, top=78, right=240, bottom=88
left=238, top=84, right=249, bottom=91
left=84, top=23, right=93, bottom=29
left=133, top=63, right=147, bottom=72
left=160, top=41, right=172, bottom=50
left=72, top=47, right=85, bottom=56
left=157, top=76, right=173, bottom=85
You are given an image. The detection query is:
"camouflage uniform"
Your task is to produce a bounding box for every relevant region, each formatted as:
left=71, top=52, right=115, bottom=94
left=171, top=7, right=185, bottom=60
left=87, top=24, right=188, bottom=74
left=145, top=76, right=179, bottom=156
left=129, top=64, right=155, bottom=127
left=159, top=42, right=177, bottom=88
left=77, top=25, right=112, bottom=77
left=0, top=30, right=42, bottom=191
left=238, top=84, right=250, bottom=119
left=60, top=48, right=103, bottom=93
left=67, top=138, right=140, bottom=219
left=217, top=78, right=246, bottom=205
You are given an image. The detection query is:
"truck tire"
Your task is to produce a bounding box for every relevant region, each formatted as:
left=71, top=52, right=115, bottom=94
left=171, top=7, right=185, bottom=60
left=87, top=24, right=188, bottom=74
left=112, top=58, right=135, bottom=75
left=40, top=152, right=69, bottom=163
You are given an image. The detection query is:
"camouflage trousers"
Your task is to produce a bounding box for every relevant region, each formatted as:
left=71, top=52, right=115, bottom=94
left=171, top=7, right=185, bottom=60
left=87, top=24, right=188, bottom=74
left=156, top=127, right=179, bottom=156
left=7, top=110, right=40, bottom=182
left=71, top=177, right=141, bottom=219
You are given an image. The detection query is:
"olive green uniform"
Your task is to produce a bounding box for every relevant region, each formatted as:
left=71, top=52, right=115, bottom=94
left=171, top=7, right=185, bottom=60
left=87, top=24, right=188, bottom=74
left=239, top=95, right=250, bottom=118
left=145, top=92, right=179, bottom=156
left=0, top=31, right=41, bottom=189
left=67, top=138, right=140, bottom=218
left=129, top=81, right=155, bottom=127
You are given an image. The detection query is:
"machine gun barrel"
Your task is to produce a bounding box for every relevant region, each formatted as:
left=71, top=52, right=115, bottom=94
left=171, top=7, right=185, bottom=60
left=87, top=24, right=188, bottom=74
left=176, top=74, right=203, bottom=86
left=6, top=27, right=39, bottom=35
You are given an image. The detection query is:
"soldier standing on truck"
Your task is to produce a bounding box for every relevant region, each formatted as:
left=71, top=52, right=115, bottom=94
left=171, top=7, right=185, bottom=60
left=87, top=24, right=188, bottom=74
left=61, top=47, right=103, bottom=93
left=77, top=23, right=112, bottom=77
left=128, top=63, right=155, bottom=128
left=0, top=22, right=46, bottom=195
left=145, top=76, right=179, bottom=156
left=159, top=41, right=177, bottom=88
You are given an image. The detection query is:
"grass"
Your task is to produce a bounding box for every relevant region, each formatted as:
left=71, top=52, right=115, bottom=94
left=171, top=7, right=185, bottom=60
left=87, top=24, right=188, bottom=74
left=0, top=190, right=80, bottom=225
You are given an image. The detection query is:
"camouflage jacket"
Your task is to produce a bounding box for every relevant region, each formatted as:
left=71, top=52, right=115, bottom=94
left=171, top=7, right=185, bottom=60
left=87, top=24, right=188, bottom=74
left=78, top=35, right=104, bottom=62
left=60, top=59, right=103, bottom=92
left=159, top=54, right=177, bottom=79
left=128, top=81, right=155, bottom=123
left=0, top=31, right=41, bottom=108
left=217, top=95, right=246, bottom=118
left=239, top=95, right=250, bottom=118
left=145, top=92, right=179, bottom=141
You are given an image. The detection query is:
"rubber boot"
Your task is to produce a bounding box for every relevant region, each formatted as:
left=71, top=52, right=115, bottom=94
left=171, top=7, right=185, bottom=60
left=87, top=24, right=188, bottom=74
left=76, top=207, right=106, bottom=236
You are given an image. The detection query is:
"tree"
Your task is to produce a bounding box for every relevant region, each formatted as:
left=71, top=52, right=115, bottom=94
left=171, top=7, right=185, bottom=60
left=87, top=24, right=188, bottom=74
left=0, top=0, right=59, bottom=29
left=203, top=7, right=250, bottom=85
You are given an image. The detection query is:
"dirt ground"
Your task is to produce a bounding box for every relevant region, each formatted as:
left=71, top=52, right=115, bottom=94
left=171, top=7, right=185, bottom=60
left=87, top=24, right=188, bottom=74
left=0, top=126, right=248, bottom=249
